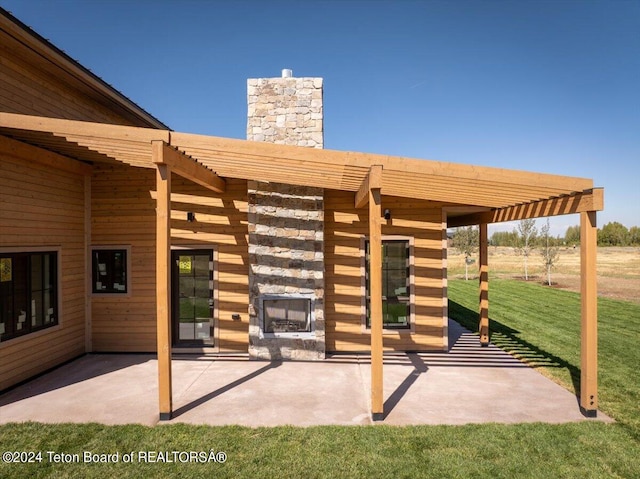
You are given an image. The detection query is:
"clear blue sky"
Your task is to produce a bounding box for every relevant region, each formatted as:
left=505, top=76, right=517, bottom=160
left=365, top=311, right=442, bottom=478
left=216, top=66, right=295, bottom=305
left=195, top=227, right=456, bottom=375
left=3, top=0, right=639, bottom=236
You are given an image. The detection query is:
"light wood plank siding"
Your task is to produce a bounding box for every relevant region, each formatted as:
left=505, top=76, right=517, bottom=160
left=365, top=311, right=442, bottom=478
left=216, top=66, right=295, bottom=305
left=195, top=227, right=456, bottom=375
left=325, top=190, right=446, bottom=352
left=90, top=164, right=249, bottom=352
left=0, top=139, right=87, bottom=390
left=170, top=176, right=249, bottom=352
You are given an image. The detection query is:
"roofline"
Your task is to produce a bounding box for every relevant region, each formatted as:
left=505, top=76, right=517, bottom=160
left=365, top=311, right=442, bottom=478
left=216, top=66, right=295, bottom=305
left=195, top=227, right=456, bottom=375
left=0, top=7, right=170, bottom=130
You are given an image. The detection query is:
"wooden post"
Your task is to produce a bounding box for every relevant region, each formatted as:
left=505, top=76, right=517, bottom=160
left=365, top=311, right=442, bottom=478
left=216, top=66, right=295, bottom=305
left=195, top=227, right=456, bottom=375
left=479, top=223, right=489, bottom=346
left=84, top=174, right=92, bottom=353
left=369, top=181, right=384, bottom=421
left=580, top=211, right=598, bottom=416
left=154, top=141, right=173, bottom=421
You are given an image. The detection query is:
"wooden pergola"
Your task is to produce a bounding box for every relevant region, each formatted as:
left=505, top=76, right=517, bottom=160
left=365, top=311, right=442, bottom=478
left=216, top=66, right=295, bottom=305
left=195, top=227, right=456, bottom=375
left=0, top=112, right=603, bottom=419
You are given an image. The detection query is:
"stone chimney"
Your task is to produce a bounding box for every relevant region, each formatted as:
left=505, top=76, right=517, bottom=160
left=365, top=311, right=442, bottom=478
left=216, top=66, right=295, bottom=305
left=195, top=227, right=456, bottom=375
left=247, top=69, right=323, bottom=147
left=246, top=70, right=325, bottom=360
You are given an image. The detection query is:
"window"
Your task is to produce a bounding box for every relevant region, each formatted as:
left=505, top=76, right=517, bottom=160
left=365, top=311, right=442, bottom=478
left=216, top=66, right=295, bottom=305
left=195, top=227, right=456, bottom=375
left=365, top=239, right=411, bottom=330
left=92, top=249, right=128, bottom=294
left=0, top=251, right=58, bottom=342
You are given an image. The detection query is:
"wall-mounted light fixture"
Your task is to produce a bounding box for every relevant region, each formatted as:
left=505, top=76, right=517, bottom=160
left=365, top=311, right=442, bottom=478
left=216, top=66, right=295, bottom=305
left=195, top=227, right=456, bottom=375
left=187, top=212, right=196, bottom=222
left=383, top=209, right=391, bottom=220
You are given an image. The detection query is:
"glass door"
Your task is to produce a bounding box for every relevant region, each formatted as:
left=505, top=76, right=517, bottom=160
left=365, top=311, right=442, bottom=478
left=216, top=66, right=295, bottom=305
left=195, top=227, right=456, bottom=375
left=171, top=250, right=214, bottom=346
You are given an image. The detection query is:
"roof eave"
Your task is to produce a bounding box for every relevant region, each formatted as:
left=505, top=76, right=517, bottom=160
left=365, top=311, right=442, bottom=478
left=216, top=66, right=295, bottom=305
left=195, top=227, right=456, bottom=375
left=0, top=7, right=170, bottom=130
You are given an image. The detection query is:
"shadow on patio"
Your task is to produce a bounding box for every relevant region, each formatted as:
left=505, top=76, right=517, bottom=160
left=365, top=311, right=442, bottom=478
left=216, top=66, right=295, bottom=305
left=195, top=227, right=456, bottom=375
left=0, top=320, right=609, bottom=426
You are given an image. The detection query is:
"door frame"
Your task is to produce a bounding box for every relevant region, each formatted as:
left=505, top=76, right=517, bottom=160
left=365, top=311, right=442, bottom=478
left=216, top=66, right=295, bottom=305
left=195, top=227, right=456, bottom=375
left=170, top=246, right=218, bottom=352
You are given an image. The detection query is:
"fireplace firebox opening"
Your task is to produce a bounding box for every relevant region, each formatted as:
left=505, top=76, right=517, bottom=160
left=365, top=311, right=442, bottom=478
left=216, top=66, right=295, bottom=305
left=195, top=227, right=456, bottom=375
left=261, top=295, right=314, bottom=338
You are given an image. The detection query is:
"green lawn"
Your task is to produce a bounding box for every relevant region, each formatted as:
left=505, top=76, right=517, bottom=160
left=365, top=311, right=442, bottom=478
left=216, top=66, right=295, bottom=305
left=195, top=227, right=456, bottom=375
left=1, top=279, right=638, bottom=478
left=448, top=278, right=640, bottom=440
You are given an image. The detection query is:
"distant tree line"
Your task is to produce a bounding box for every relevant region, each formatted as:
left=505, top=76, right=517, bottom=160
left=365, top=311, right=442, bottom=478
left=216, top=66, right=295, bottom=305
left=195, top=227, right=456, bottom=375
left=489, top=221, right=640, bottom=247
left=452, top=218, right=637, bottom=285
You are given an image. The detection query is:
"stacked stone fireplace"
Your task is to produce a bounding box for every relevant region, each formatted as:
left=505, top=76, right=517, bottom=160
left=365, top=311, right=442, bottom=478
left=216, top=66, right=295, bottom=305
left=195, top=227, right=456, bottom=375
left=247, top=70, right=325, bottom=360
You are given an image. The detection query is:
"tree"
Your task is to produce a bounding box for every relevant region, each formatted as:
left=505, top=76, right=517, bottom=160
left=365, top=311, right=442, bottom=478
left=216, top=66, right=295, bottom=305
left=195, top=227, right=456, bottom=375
left=452, top=226, right=478, bottom=280
left=564, top=225, right=580, bottom=245
left=598, top=222, right=629, bottom=246
left=515, top=219, right=537, bottom=280
left=629, top=226, right=640, bottom=246
left=490, top=230, right=518, bottom=247
left=540, top=218, right=560, bottom=286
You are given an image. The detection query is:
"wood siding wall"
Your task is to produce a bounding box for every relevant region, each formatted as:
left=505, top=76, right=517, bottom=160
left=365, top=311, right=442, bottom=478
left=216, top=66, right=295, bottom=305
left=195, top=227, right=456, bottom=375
left=325, top=190, right=446, bottom=352
left=0, top=20, right=163, bottom=389
left=91, top=164, right=250, bottom=352
left=91, top=168, right=447, bottom=354
left=0, top=137, right=87, bottom=390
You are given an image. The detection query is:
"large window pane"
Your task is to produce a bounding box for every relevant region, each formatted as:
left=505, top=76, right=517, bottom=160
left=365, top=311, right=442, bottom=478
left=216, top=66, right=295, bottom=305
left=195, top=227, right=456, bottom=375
left=174, top=251, right=213, bottom=346
left=0, top=252, right=58, bottom=341
left=13, top=255, right=28, bottom=334
left=366, top=239, right=411, bottom=329
left=0, top=257, right=12, bottom=338
left=31, top=254, right=44, bottom=328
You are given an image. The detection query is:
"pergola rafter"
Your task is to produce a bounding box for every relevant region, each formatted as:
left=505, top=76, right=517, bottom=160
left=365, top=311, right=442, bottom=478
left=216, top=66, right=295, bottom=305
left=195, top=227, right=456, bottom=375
left=0, top=113, right=594, bottom=211
left=448, top=188, right=604, bottom=227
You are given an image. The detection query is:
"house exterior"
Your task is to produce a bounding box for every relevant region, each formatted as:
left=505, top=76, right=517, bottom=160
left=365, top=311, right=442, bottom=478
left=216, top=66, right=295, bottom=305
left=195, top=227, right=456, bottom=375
left=0, top=8, right=602, bottom=420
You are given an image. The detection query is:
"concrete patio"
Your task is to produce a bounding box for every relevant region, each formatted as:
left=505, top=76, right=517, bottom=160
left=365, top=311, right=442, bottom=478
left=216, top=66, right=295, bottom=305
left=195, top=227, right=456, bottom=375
left=0, top=320, right=611, bottom=427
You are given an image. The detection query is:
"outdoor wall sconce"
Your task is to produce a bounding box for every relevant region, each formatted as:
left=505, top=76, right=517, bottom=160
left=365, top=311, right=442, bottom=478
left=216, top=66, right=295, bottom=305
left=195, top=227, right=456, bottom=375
left=383, top=209, right=391, bottom=220
left=187, top=212, right=196, bottom=222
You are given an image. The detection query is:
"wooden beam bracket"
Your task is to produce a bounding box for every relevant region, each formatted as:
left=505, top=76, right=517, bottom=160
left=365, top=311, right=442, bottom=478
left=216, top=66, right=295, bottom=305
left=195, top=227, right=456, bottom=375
left=355, top=164, right=383, bottom=208
left=152, top=141, right=226, bottom=193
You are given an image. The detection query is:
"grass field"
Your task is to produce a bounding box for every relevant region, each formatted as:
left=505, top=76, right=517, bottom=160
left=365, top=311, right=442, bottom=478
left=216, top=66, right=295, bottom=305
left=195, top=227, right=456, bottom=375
left=1, top=267, right=639, bottom=477
left=449, top=246, right=640, bottom=304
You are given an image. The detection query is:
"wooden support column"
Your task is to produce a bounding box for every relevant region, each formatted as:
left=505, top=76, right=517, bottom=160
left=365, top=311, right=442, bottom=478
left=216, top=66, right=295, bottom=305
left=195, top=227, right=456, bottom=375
left=580, top=211, right=598, bottom=416
left=153, top=140, right=173, bottom=421
left=368, top=165, right=384, bottom=421
left=479, top=223, right=489, bottom=346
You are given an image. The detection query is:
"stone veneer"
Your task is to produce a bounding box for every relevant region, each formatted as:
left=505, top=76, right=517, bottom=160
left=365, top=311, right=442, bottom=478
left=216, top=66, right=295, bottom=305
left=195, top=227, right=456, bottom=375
left=247, top=71, right=325, bottom=360
left=247, top=75, right=323, bottom=147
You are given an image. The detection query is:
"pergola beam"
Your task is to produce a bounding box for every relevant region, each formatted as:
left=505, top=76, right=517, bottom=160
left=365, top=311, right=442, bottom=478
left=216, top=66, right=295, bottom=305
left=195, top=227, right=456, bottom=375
left=0, top=111, right=170, bottom=143
left=448, top=188, right=604, bottom=227
left=153, top=140, right=173, bottom=421
left=152, top=141, right=226, bottom=193
left=355, top=164, right=383, bottom=208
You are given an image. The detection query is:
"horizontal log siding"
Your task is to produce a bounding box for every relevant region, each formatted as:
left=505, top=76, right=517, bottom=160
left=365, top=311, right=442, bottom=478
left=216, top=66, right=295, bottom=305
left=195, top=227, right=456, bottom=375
left=90, top=165, right=156, bottom=351
left=325, top=190, right=446, bottom=352
left=0, top=139, right=87, bottom=390
left=91, top=164, right=249, bottom=352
